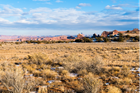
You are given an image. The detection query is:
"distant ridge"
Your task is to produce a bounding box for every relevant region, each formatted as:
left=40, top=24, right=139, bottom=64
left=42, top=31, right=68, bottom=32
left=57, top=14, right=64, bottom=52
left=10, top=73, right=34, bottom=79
left=0, top=35, right=74, bottom=42
left=101, top=28, right=139, bottom=37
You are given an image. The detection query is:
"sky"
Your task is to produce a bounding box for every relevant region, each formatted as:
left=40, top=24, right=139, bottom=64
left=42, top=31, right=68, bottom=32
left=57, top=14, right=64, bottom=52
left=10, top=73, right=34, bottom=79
left=0, top=0, right=139, bottom=36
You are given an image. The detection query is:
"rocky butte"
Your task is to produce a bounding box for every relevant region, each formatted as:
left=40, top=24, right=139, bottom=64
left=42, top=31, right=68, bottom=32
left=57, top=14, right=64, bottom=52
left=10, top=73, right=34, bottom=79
left=101, top=28, right=139, bottom=37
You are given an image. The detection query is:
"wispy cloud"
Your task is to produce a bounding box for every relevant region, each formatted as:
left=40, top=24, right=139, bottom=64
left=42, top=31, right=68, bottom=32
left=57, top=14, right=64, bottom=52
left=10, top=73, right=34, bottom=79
left=0, top=4, right=138, bottom=35
left=78, top=3, right=91, bottom=7
left=33, top=0, right=50, bottom=1
left=105, top=5, right=122, bottom=10
left=75, top=6, right=81, bottom=9
left=45, top=2, right=51, bottom=4
left=32, top=0, right=51, bottom=5
left=56, top=0, right=63, bottom=3
left=76, top=3, right=91, bottom=9
left=111, top=0, right=116, bottom=3
left=0, top=4, right=23, bottom=17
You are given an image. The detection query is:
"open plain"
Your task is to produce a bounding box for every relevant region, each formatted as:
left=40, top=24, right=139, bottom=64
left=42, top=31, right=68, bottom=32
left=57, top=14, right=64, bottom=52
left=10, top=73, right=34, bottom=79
left=0, top=42, right=139, bottom=93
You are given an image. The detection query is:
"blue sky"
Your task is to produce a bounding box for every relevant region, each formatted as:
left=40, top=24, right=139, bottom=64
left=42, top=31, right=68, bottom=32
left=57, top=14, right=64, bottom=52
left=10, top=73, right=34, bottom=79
left=0, top=0, right=139, bottom=36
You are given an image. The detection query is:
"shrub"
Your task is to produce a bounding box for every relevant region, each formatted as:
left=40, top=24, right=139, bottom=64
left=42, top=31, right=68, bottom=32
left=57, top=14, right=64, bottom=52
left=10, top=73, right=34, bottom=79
left=118, top=37, right=124, bottom=42
left=123, top=78, right=132, bottom=85
left=103, top=37, right=110, bottom=42
left=33, top=70, right=42, bottom=77
left=28, top=53, right=52, bottom=65
left=83, top=37, right=93, bottom=42
left=26, top=40, right=31, bottom=44
left=24, top=65, right=36, bottom=73
left=134, top=36, right=139, bottom=41
left=15, top=42, right=20, bottom=44
left=95, top=37, right=103, bottom=42
left=78, top=69, right=88, bottom=76
left=126, top=30, right=129, bottom=33
left=67, top=80, right=84, bottom=92
left=0, top=63, right=36, bottom=93
left=38, top=86, right=48, bottom=93
left=75, top=39, right=82, bottom=42
left=82, top=73, right=103, bottom=93
left=107, top=86, right=122, bottom=93
left=42, top=69, right=58, bottom=79
left=61, top=70, right=70, bottom=76
left=64, top=55, right=104, bottom=74
left=125, top=35, right=130, bottom=38
left=120, top=65, right=130, bottom=77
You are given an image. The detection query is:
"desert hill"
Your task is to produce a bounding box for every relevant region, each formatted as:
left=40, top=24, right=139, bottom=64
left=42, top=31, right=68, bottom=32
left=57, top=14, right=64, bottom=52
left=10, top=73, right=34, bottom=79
left=101, top=28, right=139, bottom=37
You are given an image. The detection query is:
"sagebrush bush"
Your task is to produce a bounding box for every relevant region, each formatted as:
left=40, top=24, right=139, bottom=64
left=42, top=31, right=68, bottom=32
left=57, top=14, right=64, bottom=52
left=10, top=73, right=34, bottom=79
left=28, top=53, right=52, bottom=65
left=33, top=70, right=42, bottom=77
left=64, top=55, right=104, bottom=74
left=61, top=70, right=70, bottom=76
left=42, top=69, right=58, bottom=79
left=0, top=63, right=35, bottom=93
left=120, top=65, right=130, bottom=77
left=82, top=72, right=103, bottom=93
left=38, top=86, right=48, bottom=93
left=107, top=86, right=122, bottom=93
left=67, top=80, right=84, bottom=93
left=78, top=69, right=88, bottom=76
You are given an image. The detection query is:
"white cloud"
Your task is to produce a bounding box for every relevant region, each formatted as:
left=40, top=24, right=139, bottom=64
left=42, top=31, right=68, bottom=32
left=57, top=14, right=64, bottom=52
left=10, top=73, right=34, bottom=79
left=0, top=17, right=12, bottom=24
left=23, top=7, right=27, bottom=9
left=111, top=0, right=116, bottom=3
left=45, top=2, right=51, bottom=4
left=75, top=6, right=81, bottom=9
left=29, top=7, right=52, bottom=13
left=56, top=0, right=63, bottom=3
left=105, top=5, right=123, bottom=10
left=0, top=5, right=23, bottom=17
left=0, top=4, right=138, bottom=34
left=78, top=3, right=91, bottom=7
left=32, top=0, right=51, bottom=4
left=33, top=0, right=50, bottom=1
left=15, top=19, right=38, bottom=24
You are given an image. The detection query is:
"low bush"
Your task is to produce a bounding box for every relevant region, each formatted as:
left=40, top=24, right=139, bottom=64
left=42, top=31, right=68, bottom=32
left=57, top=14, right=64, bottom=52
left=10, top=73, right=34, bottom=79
left=82, top=72, right=103, bottom=93
left=107, top=86, right=122, bottom=93
left=0, top=63, right=36, bottom=93
left=75, top=39, right=82, bottom=42
left=42, top=69, right=58, bottom=79
left=38, top=86, right=48, bottom=93
left=28, top=53, right=52, bottom=65
left=64, top=55, right=104, bottom=74
left=83, top=37, right=93, bottom=42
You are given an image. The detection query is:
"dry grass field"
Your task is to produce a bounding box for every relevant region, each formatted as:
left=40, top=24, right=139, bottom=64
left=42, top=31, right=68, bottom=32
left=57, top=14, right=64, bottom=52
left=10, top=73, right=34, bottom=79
left=0, top=42, right=139, bottom=93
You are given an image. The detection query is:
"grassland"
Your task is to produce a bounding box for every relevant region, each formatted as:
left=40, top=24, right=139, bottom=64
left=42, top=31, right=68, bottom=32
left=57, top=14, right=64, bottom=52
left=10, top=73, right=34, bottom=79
left=0, top=42, right=139, bottom=93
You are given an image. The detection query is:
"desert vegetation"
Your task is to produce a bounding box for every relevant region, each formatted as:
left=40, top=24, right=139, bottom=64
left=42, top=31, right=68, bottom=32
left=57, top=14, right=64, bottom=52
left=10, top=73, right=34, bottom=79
left=0, top=42, right=139, bottom=93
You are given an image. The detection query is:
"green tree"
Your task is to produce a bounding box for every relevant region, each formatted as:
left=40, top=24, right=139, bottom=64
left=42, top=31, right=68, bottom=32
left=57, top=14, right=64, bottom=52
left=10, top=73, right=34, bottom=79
left=103, top=37, right=109, bottom=42
left=75, top=39, right=82, bottom=42
left=83, top=37, right=92, bottom=42
left=126, top=30, right=130, bottom=33
left=95, top=37, right=102, bottom=42
left=125, top=35, right=130, bottom=38
left=118, top=33, right=123, bottom=37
